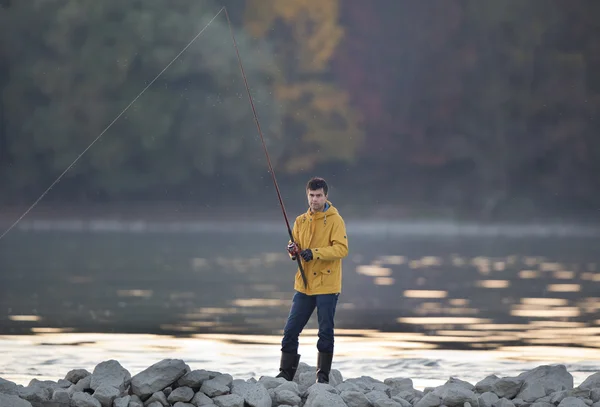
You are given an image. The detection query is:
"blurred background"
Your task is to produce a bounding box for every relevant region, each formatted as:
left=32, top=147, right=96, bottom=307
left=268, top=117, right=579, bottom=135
left=1, top=0, right=600, bottom=359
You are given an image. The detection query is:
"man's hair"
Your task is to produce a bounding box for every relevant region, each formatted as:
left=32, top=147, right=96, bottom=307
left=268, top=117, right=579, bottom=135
left=306, top=177, right=328, bottom=195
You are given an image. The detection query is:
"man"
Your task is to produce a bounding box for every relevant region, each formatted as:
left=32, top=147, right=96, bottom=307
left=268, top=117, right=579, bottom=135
left=275, top=177, right=349, bottom=384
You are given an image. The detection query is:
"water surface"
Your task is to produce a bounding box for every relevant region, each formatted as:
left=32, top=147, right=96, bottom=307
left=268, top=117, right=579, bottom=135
left=1, top=220, right=599, bottom=387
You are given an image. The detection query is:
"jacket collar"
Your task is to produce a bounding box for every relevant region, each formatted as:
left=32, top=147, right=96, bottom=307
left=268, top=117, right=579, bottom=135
left=307, top=201, right=335, bottom=218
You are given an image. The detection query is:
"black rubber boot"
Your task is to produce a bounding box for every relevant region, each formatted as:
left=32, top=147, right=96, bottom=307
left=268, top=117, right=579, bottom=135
left=316, top=352, right=333, bottom=383
left=276, top=352, right=301, bottom=381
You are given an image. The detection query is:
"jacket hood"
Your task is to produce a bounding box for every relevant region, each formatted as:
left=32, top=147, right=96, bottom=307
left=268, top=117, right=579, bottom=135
left=306, top=201, right=338, bottom=219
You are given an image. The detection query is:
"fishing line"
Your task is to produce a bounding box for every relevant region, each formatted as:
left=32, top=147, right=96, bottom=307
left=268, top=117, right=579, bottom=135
left=223, top=8, right=308, bottom=288
left=0, top=7, right=225, bottom=241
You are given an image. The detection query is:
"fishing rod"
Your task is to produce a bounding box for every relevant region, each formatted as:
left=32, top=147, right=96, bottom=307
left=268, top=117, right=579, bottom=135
left=223, top=8, right=308, bottom=289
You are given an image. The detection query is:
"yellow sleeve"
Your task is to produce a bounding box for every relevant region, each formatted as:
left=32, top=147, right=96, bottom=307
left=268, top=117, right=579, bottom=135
left=313, top=218, right=349, bottom=260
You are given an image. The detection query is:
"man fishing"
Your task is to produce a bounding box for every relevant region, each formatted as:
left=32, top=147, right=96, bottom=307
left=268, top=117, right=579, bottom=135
left=276, top=177, right=349, bottom=384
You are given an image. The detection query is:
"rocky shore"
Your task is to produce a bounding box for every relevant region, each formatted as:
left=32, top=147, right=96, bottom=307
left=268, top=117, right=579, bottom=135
left=0, top=359, right=599, bottom=407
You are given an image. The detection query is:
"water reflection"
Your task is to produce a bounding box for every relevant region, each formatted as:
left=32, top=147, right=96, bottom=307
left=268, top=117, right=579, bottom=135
left=1, top=231, right=600, bottom=354
left=1, top=332, right=599, bottom=391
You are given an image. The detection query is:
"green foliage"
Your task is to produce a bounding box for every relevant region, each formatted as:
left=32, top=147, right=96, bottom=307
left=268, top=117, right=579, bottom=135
left=1, top=0, right=283, bottom=201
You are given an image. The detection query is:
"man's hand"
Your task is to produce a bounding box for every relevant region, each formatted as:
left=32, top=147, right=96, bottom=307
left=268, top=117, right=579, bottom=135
left=287, top=242, right=300, bottom=260
left=299, top=249, right=313, bottom=262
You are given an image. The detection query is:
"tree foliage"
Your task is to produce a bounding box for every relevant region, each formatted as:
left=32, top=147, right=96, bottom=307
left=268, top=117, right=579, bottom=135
left=1, top=0, right=282, bottom=201
left=243, top=0, right=363, bottom=173
left=333, top=0, right=600, bottom=214
left=2, top=0, right=599, bottom=217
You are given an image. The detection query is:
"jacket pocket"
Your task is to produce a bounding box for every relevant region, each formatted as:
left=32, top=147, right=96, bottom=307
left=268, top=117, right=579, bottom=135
left=318, top=261, right=336, bottom=288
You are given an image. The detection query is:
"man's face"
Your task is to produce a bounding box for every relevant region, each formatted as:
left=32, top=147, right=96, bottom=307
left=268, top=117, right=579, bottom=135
left=307, top=188, right=327, bottom=212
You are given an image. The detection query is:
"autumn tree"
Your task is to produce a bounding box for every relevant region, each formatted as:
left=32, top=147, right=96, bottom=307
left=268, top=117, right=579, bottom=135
left=243, top=0, right=364, bottom=173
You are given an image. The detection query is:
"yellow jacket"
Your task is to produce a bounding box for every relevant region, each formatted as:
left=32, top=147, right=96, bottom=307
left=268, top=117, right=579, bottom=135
left=290, top=201, right=348, bottom=295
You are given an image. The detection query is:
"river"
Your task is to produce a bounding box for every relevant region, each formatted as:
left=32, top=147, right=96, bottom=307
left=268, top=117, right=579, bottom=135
left=1, top=219, right=599, bottom=389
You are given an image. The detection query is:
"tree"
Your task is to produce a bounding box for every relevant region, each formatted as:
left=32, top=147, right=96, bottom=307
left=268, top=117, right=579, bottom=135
left=1, top=0, right=282, bottom=202
left=243, top=0, right=364, bottom=173
left=333, top=0, right=600, bottom=215
left=452, top=1, right=600, bottom=214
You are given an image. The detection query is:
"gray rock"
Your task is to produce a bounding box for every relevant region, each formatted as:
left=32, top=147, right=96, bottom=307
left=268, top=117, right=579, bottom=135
left=275, top=380, right=300, bottom=395
left=374, top=399, right=405, bottom=407
left=304, top=385, right=347, bottom=407
left=518, top=382, right=546, bottom=402
left=591, top=389, right=600, bottom=403
left=90, top=360, right=131, bottom=393
left=112, top=395, right=130, bottom=407
left=329, top=369, right=344, bottom=387
left=145, top=391, right=168, bottom=406
left=538, top=396, right=554, bottom=404
left=512, top=398, right=529, bottom=407
left=432, top=384, right=479, bottom=407
left=366, top=390, right=391, bottom=404
left=200, top=374, right=233, bottom=398
left=551, top=389, right=592, bottom=404
left=517, top=365, right=573, bottom=398
left=275, top=389, right=302, bottom=406
left=479, top=391, right=500, bottom=407
left=130, top=359, right=189, bottom=399
left=256, top=376, right=286, bottom=390
left=580, top=373, right=600, bottom=391
left=397, top=389, right=426, bottom=404
left=168, top=386, right=195, bottom=404
left=414, top=392, right=443, bottom=407
left=91, top=384, right=120, bottom=407
left=51, top=388, right=70, bottom=405
left=65, top=369, right=91, bottom=385
left=447, top=378, right=476, bottom=392
left=0, top=393, right=33, bottom=407
left=212, top=393, right=244, bottom=407
left=56, top=379, right=72, bottom=389
left=336, top=381, right=362, bottom=393
left=530, top=402, right=554, bottom=407
left=18, top=379, right=53, bottom=405
left=293, top=362, right=313, bottom=382
left=305, top=382, right=339, bottom=397
left=345, top=376, right=386, bottom=392
left=392, top=396, right=413, bottom=407
left=190, top=391, right=214, bottom=406
left=147, top=402, right=164, bottom=407
left=177, top=370, right=212, bottom=390
left=476, top=376, right=500, bottom=394
left=72, top=375, right=93, bottom=394
left=495, top=399, right=516, bottom=407
left=231, top=381, right=271, bottom=407
left=173, top=403, right=196, bottom=407
left=0, top=378, right=20, bottom=395
left=492, top=378, right=523, bottom=399
left=340, top=390, right=371, bottom=407
left=128, top=394, right=143, bottom=407
left=297, top=371, right=318, bottom=394
left=71, top=391, right=102, bottom=407
left=386, top=378, right=414, bottom=392
left=558, top=397, right=589, bottom=407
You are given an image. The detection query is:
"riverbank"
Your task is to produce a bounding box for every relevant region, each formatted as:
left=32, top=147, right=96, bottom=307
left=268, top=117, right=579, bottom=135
left=2, top=333, right=600, bottom=403
left=1, top=351, right=599, bottom=407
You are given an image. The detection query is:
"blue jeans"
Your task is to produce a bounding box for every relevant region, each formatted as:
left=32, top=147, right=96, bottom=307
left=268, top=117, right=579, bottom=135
left=281, top=291, right=339, bottom=354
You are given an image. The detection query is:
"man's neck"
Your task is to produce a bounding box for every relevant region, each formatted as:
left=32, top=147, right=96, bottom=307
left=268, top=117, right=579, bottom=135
left=311, top=202, right=329, bottom=213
